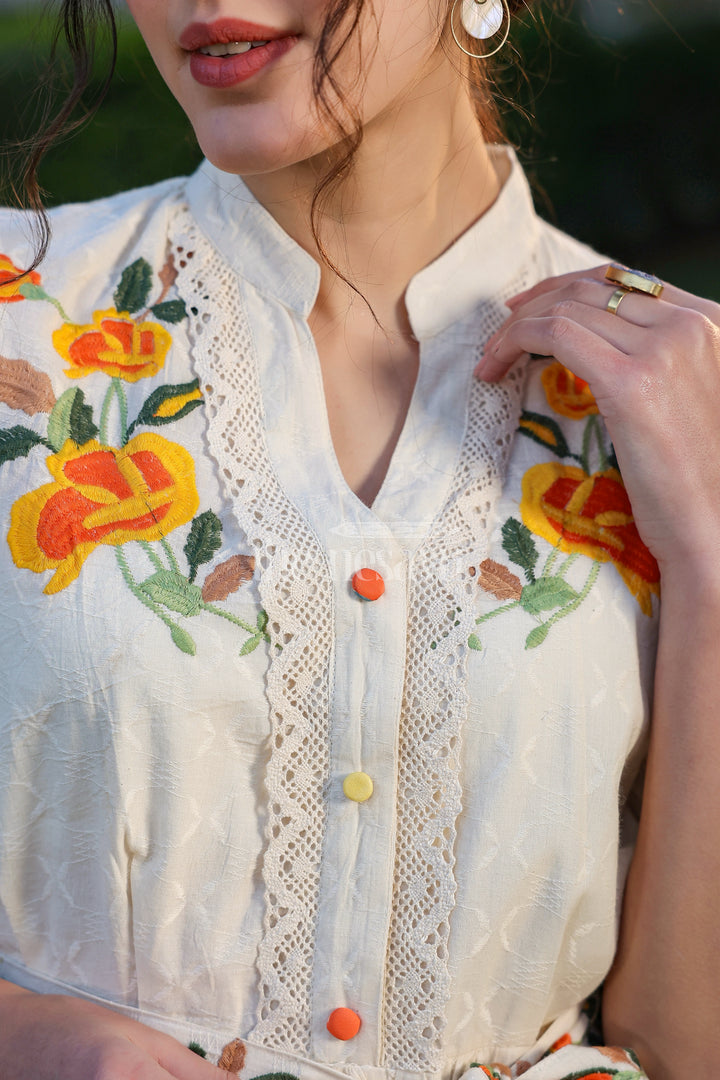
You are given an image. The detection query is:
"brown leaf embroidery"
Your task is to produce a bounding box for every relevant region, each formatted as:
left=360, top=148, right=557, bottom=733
left=0, top=355, right=56, bottom=415
left=217, top=1038, right=246, bottom=1074
left=158, top=251, right=178, bottom=291
left=476, top=558, right=523, bottom=602
left=600, top=1046, right=639, bottom=1066
left=201, top=554, right=255, bottom=602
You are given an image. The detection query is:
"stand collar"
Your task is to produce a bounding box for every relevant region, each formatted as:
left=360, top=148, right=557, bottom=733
left=185, top=146, right=539, bottom=336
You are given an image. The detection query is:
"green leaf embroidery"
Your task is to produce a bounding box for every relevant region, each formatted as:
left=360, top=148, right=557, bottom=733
left=501, top=518, right=539, bottom=581
left=525, top=622, right=552, bottom=649
left=518, top=409, right=571, bottom=459
left=0, top=425, right=48, bottom=466
left=239, top=634, right=263, bottom=656
left=17, top=283, right=49, bottom=303
left=519, top=576, right=578, bottom=615
left=47, top=387, right=99, bottom=451
left=170, top=623, right=197, bottom=656
left=184, top=510, right=223, bottom=583
left=256, top=609, right=268, bottom=632
left=140, top=570, right=204, bottom=617
left=113, top=258, right=153, bottom=314
left=249, top=1072, right=300, bottom=1080
left=187, top=1044, right=207, bottom=1058
left=150, top=299, right=187, bottom=324
left=127, top=379, right=202, bottom=436
left=467, top=633, right=482, bottom=651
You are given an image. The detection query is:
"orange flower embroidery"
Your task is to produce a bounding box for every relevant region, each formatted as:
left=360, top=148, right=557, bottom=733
left=8, top=433, right=199, bottom=593
left=521, top=462, right=660, bottom=614
left=52, top=308, right=172, bottom=382
left=0, top=254, right=41, bottom=303
left=542, top=361, right=599, bottom=420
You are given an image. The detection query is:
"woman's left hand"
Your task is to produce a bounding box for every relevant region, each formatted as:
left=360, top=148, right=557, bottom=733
left=474, top=265, right=720, bottom=580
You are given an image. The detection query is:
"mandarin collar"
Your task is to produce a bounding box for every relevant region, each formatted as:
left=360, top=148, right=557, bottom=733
left=185, top=146, right=540, bottom=338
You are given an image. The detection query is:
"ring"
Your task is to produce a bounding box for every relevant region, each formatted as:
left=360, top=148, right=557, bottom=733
left=605, top=264, right=664, bottom=297
left=606, top=287, right=630, bottom=315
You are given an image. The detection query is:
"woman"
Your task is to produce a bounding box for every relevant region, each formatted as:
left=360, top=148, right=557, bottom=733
left=0, top=1, right=718, bottom=1078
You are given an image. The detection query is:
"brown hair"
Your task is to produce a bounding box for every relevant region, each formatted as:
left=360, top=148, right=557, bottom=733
left=16, top=0, right=538, bottom=289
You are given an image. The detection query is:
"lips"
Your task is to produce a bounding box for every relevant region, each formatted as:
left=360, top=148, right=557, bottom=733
left=179, top=18, right=291, bottom=51
left=180, top=17, right=299, bottom=88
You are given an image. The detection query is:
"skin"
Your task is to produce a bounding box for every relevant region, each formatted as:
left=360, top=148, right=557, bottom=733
left=3, top=0, right=720, bottom=1077
left=126, top=0, right=505, bottom=504
left=478, top=272, right=720, bottom=1077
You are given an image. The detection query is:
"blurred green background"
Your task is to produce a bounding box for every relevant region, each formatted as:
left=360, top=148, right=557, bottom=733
left=0, top=0, right=719, bottom=298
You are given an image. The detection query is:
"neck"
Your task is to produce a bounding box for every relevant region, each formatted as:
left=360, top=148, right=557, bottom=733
left=241, top=53, right=506, bottom=339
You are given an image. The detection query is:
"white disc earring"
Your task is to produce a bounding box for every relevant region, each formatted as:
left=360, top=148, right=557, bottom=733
left=450, top=0, right=511, bottom=58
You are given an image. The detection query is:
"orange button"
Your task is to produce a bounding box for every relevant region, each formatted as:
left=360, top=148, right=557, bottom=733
left=327, top=1007, right=361, bottom=1041
left=351, top=568, right=385, bottom=601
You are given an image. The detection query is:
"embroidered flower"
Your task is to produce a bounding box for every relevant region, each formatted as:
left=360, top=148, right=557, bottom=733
left=541, top=361, right=599, bottom=420
left=8, top=432, right=199, bottom=593
left=0, top=254, right=41, bottom=303
left=520, top=462, right=660, bottom=614
left=52, top=308, right=172, bottom=382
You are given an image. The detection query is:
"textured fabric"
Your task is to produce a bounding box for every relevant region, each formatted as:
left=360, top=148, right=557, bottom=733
left=0, top=147, right=656, bottom=1079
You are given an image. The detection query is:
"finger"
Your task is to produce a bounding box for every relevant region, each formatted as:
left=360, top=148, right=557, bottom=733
left=506, top=265, right=720, bottom=323
left=476, top=314, right=622, bottom=386
left=154, top=1038, right=237, bottom=1080
left=489, top=281, right=671, bottom=353
left=477, top=299, right=646, bottom=381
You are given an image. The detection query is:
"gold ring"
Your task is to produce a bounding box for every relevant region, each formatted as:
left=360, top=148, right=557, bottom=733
left=605, top=264, right=664, bottom=297
left=607, top=287, right=630, bottom=315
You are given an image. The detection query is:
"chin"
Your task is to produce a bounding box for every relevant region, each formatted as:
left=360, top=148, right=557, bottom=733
left=187, top=97, right=337, bottom=178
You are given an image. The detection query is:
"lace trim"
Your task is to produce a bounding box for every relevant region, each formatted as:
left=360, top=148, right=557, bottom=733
left=171, top=206, right=332, bottom=1055
left=382, top=286, right=529, bottom=1071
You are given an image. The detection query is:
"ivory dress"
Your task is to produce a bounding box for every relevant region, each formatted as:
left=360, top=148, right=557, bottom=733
left=0, top=148, right=658, bottom=1079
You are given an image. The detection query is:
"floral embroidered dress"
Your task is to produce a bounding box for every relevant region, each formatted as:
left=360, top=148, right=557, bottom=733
left=0, top=149, right=657, bottom=1080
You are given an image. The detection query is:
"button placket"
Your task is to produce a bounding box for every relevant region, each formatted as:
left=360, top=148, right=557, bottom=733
left=311, top=527, right=406, bottom=1063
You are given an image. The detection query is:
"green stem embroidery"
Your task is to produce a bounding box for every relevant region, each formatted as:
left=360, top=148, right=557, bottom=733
left=581, top=414, right=597, bottom=475
left=18, top=284, right=72, bottom=322
left=200, top=601, right=263, bottom=638
left=99, top=383, right=115, bottom=444
left=160, top=537, right=181, bottom=575
left=541, top=545, right=562, bottom=577
left=138, top=540, right=165, bottom=573
left=475, top=599, right=521, bottom=625
left=115, top=378, right=128, bottom=446
left=46, top=295, right=72, bottom=323
left=555, top=552, right=580, bottom=579
left=534, top=561, right=600, bottom=637
left=100, top=379, right=129, bottom=446
left=594, top=415, right=609, bottom=471
left=116, top=546, right=197, bottom=654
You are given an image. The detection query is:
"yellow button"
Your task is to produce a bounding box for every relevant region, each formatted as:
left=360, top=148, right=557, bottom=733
left=343, top=772, right=374, bottom=803
left=351, top=568, right=385, bottom=601
left=327, top=1007, right=361, bottom=1040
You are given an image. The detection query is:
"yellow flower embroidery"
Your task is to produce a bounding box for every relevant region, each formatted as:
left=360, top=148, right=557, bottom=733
left=520, top=461, right=660, bottom=614
left=53, top=308, right=172, bottom=382
left=8, top=433, right=199, bottom=593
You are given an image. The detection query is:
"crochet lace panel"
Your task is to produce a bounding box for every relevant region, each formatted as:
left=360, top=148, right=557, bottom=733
left=174, top=195, right=530, bottom=1064
left=172, top=207, right=332, bottom=1055
left=381, top=287, right=529, bottom=1071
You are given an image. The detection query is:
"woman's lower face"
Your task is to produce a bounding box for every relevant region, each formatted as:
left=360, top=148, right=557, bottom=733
left=125, top=0, right=453, bottom=176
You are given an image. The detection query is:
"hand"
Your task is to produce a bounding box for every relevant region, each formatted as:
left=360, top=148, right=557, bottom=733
left=475, top=265, right=720, bottom=580
left=0, top=983, right=234, bottom=1080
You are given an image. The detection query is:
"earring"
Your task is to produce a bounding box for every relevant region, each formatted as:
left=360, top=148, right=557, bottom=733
left=450, top=0, right=511, bottom=59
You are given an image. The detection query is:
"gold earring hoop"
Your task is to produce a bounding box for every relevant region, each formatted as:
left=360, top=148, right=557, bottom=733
left=450, top=0, right=511, bottom=60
